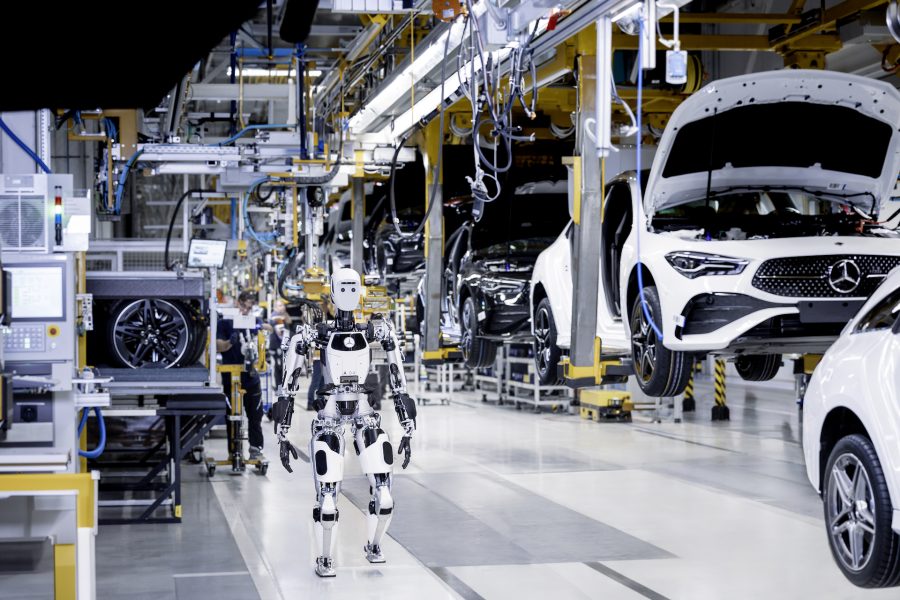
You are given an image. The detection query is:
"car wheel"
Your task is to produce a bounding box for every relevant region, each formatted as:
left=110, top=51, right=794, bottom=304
left=533, top=298, right=562, bottom=385
left=823, top=434, right=900, bottom=588
left=109, top=298, right=191, bottom=369
left=461, top=296, right=496, bottom=368
left=734, top=354, right=781, bottom=382
left=629, top=286, right=691, bottom=397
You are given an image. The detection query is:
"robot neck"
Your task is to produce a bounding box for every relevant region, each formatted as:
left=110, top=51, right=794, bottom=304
left=335, top=310, right=356, bottom=331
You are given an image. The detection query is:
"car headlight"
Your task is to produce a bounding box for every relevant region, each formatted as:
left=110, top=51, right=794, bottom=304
left=665, top=252, right=749, bottom=278
left=480, top=277, right=527, bottom=294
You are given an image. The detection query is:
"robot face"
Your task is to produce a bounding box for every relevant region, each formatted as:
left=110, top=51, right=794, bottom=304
left=330, top=267, right=362, bottom=312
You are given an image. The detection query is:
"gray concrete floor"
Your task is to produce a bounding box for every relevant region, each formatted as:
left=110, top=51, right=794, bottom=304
left=1, top=372, right=890, bottom=599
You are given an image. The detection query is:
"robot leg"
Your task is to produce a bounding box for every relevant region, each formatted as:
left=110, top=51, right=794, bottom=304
left=354, top=418, right=394, bottom=563
left=310, top=421, right=345, bottom=577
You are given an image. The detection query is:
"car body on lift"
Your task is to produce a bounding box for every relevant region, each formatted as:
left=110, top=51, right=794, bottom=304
left=532, top=69, right=900, bottom=395
left=364, top=207, right=425, bottom=290
left=803, top=267, right=900, bottom=588
left=419, top=181, right=570, bottom=367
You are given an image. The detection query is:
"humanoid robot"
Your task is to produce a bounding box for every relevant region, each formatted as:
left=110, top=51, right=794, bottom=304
left=273, top=267, right=417, bottom=578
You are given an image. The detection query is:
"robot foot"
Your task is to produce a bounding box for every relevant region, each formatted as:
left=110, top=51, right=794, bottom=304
left=364, top=543, right=385, bottom=564
left=315, top=557, right=336, bottom=578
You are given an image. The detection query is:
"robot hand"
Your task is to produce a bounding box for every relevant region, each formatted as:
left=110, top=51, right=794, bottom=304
left=397, top=434, right=412, bottom=470
left=279, top=436, right=299, bottom=473
left=396, top=411, right=415, bottom=469
left=273, top=397, right=297, bottom=472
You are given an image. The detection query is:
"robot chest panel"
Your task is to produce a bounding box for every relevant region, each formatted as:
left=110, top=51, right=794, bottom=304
left=324, top=332, right=370, bottom=383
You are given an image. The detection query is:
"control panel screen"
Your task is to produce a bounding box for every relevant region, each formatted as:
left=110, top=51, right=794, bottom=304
left=188, top=238, right=227, bottom=268
left=6, top=266, right=64, bottom=320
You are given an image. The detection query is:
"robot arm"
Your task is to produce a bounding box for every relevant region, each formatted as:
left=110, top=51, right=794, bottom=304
left=274, top=324, right=317, bottom=472
left=370, top=315, right=417, bottom=468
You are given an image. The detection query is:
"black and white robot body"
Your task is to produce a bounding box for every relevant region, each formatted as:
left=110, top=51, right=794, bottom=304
left=272, top=269, right=416, bottom=578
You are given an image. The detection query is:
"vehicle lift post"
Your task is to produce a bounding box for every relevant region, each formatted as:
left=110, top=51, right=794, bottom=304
left=682, top=361, right=698, bottom=412
left=794, top=354, right=822, bottom=409
left=711, top=358, right=730, bottom=421
left=206, top=364, right=268, bottom=476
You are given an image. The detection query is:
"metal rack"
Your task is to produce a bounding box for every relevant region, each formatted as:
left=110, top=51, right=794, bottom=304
left=476, top=342, right=574, bottom=412
left=92, top=390, right=226, bottom=524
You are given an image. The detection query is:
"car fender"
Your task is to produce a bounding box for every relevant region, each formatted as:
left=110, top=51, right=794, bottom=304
left=804, top=332, right=900, bottom=514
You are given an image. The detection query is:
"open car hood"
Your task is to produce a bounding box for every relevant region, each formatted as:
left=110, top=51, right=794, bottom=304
left=645, top=70, right=900, bottom=217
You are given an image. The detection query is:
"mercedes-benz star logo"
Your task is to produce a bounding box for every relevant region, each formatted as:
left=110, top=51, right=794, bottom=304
left=827, top=259, right=862, bottom=294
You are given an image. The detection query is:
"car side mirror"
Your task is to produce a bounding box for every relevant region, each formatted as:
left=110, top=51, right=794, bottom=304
left=892, top=315, right=900, bottom=335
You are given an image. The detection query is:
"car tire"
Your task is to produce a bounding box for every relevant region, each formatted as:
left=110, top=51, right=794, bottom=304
left=533, top=298, right=562, bottom=385
left=734, top=354, right=781, bottom=382
left=461, top=296, right=496, bottom=369
left=823, top=434, right=900, bottom=588
left=629, top=286, right=691, bottom=397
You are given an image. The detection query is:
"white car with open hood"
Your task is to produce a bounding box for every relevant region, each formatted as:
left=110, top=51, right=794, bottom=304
left=530, top=70, right=900, bottom=395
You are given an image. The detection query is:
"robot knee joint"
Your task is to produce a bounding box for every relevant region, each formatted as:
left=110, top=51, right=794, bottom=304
left=313, top=507, right=340, bottom=523
left=369, top=485, right=394, bottom=515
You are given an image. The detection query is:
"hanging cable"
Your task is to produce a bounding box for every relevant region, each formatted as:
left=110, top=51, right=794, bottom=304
left=0, top=116, right=52, bottom=174
left=113, top=149, right=144, bottom=214
left=635, top=13, right=664, bottom=341
left=77, top=407, right=107, bottom=460
left=214, top=123, right=293, bottom=146
left=165, top=188, right=215, bottom=270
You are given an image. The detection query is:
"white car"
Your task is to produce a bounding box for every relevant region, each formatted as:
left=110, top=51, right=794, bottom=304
left=803, top=267, right=900, bottom=588
left=531, top=69, right=900, bottom=394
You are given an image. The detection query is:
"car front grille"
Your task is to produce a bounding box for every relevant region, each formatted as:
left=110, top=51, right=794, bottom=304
left=751, top=254, right=900, bottom=298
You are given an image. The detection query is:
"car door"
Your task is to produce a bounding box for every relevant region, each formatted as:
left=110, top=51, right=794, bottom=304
left=851, top=289, right=900, bottom=478
left=588, top=180, right=633, bottom=355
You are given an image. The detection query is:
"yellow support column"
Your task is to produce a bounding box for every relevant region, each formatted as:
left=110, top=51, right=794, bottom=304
left=0, top=472, right=97, bottom=600
left=420, top=117, right=445, bottom=363
left=54, top=544, right=77, bottom=600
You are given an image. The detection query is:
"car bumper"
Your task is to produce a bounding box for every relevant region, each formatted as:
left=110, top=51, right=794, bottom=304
left=673, top=292, right=862, bottom=353
left=479, top=293, right=531, bottom=337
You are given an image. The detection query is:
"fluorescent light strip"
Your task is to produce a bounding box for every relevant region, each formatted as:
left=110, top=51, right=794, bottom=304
left=347, top=3, right=484, bottom=135
left=226, top=67, right=322, bottom=77
left=377, top=47, right=512, bottom=142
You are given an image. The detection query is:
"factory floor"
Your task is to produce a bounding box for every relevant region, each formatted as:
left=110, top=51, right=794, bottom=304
left=5, top=374, right=894, bottom=599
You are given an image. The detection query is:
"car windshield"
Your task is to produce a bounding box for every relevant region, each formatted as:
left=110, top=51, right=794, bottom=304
left=470, top=192, right=570, bottom=251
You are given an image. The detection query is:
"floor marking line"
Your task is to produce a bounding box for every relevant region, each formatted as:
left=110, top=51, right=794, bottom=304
left=428, top=566, right=488, bottom=600
left=584, top=562, right=672, bottom=600
left=172, top=571, right=250, bottom=579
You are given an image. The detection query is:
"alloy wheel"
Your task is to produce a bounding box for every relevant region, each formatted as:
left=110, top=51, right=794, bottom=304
left=461, top=300, right=474, bottom=361
left=112, top=299, right=189, bottom=368
left=534, top=306, right=552, bottom=376
left=631, top=300, right=657, bottom=383
left=827, top=453, right=877, bottom=572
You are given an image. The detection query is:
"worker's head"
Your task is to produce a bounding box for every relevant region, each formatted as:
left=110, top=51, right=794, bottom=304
left=237, top=290, right=257, bottom=315
left=330, top=268, right=362, bottom=312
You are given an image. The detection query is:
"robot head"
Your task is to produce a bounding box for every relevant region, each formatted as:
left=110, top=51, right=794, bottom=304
left=330, top=268, right=362, bottom=312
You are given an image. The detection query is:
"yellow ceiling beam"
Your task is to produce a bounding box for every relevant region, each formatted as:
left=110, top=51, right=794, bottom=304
left=662, top=12, right=804, bottom=24
left=612, top=32, right=843, bottom=52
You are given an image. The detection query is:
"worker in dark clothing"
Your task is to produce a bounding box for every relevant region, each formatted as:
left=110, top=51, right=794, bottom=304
left=217, top=290, right=272, bottom=460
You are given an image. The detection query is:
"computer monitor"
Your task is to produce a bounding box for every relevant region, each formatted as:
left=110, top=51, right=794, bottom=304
left=5, top=264, right=65, bottom=320
left=188, top=238, right=228, bottom=269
